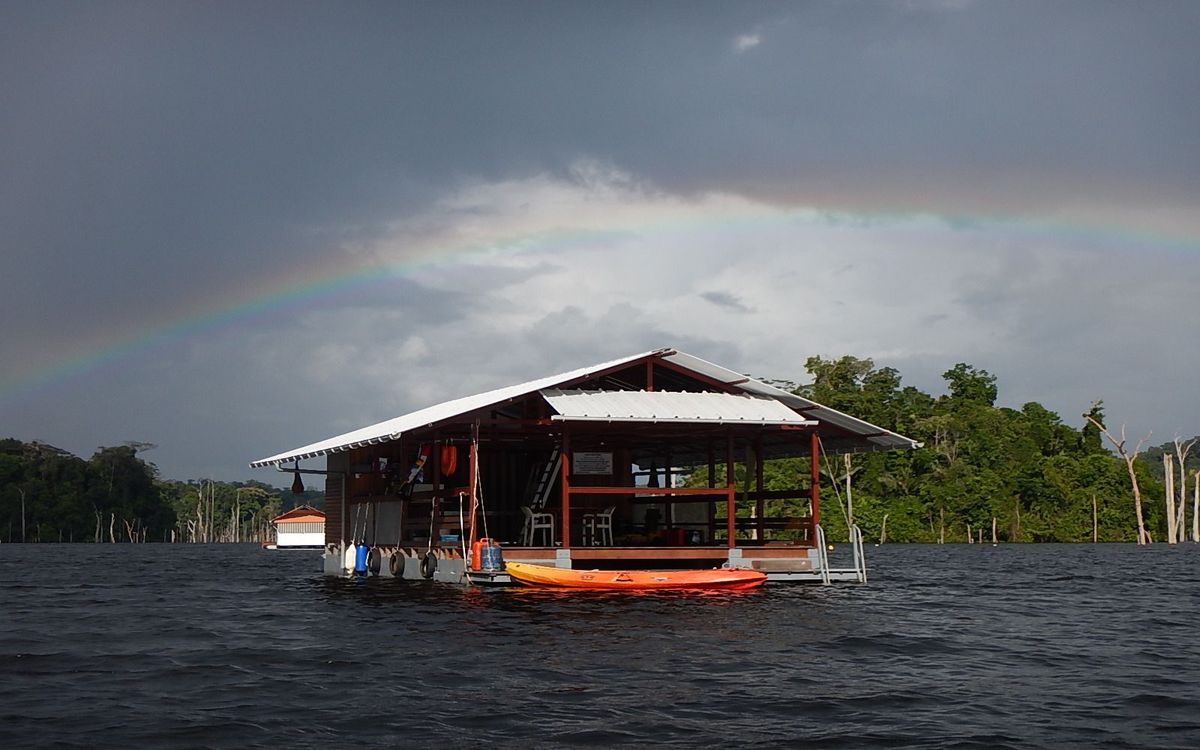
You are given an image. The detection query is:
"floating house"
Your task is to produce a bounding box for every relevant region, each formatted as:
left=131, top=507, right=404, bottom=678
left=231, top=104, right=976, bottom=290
left=268, top=506, right=326, bottom=549
left=250, top=348, right=918, bottom=583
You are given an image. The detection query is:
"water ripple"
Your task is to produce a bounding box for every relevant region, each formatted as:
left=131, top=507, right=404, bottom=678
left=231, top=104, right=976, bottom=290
left=1, top=543, right=1199, bottom=748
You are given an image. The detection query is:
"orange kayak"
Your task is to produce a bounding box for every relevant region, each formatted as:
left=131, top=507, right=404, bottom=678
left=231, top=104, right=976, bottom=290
left=505, top=562, right=766, bottom=590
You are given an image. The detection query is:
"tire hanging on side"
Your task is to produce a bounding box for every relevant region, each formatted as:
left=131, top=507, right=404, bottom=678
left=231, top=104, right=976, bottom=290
left=420, top=551, right=438, bottom=579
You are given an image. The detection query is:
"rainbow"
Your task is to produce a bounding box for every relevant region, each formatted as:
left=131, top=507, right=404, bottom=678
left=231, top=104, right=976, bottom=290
left=1, top=201, right=1196, bottom=407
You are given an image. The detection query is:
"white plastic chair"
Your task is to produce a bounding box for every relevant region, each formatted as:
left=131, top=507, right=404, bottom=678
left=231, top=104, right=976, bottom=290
left=582, top=506, right=615, bottom=546
left=520, top=505, right=555, bottom=546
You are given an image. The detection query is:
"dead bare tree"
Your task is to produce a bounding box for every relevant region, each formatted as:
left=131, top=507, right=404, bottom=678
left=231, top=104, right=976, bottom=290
left=1084, top=413, right=1151, bottom=544
left=195, top=487, right=206, bottom=544
left=1164, top=453, right=1178, bottom=544
left=1193, top=470, right=1199, bottom=543
left=1092, top=494, right=1098, bottom=543
left=1174, top=438, right=1194, bottom=541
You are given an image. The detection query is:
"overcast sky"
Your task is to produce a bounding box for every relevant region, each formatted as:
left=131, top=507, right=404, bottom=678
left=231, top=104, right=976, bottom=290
left=2, top=1, right=1197, bottom=485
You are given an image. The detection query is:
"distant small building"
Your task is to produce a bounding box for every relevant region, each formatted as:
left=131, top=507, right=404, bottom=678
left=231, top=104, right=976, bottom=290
left=270, top=506, right=325, bottom=549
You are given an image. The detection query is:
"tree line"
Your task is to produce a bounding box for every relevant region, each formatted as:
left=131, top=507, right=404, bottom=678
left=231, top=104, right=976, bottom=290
left=721, top=356, right=1197, bottom=544
left=0, top=439, right=322, bottom=543
left=2, top=356, right=1195, bottom=544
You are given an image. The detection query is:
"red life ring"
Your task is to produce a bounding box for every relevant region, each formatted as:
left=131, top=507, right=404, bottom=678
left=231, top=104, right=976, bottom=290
left=440, top=445, right=458, bottom=476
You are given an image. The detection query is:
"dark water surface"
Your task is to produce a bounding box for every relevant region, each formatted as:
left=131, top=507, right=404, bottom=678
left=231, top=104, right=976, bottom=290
left=2, top=543, right=1198, bottom=748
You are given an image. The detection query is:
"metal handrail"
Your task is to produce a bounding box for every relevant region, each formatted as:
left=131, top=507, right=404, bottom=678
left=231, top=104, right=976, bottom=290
left=814, top=524, right=831, bottom=585
left=849, top=524, right=867, bottom=583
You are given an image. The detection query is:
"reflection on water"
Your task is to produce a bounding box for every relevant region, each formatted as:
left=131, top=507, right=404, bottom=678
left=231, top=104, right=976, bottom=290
left=1, top=543, right=1199, bottom=748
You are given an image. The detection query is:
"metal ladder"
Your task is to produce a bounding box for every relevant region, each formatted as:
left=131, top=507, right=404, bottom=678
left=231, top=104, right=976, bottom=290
left=814, top=525, right=832, bottom=584
left=813, top=523, right=868, bottom=584
left=528, top=447, right=561, bottom=510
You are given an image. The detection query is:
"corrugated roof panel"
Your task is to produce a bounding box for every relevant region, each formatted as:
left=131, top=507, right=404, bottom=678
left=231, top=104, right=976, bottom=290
left=662, top=350, right=919, bottom=451
left=541, top=389, right=817, bottom=425
left=250, top=347, right=920, bottom=468
left=249, top=350, right=662, bottom=467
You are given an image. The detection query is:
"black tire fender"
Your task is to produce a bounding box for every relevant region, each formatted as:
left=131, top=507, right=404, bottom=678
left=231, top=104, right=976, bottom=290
left=420, top=551, right=437, bottom=579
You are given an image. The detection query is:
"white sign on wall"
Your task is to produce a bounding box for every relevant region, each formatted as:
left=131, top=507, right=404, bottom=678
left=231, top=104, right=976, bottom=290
left=573, top=451, right=613, bottom=475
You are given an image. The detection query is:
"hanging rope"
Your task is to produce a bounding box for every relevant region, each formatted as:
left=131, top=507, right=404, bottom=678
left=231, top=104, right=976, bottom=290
left=350, top=501, right=363, bottom=541
left=458, top=490, right=469, bottom=579
left=475, top=430, right=490, bottom=542
left=817, top=440, right=852, bottom=528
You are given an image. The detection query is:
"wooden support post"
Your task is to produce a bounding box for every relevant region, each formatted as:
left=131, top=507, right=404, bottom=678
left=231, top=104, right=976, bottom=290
left=645, top=360, right=654, bottom=391
left=468, top=423, right=479, bottom=549
left=755, top=436, right=765, bottom=541
left=810, top=432, right=821, bottom=529
left=726, top=432, right=736, bottom=548
left=561, top=429, right=571, bottom=550
left=707, top=441, right=717, bottom=541
left=432, top=433, right=442, bottom=542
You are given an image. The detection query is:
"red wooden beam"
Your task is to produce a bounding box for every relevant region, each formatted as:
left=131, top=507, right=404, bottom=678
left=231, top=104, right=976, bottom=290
left=810, top=431, right=821, bottom=528
left=561, top=428, right=571, bottom=550
left=467, top=422, right=479, bottom=551
left=726, top=431, right=736, bottom=548
left=755, top=435, right=765, bottom=540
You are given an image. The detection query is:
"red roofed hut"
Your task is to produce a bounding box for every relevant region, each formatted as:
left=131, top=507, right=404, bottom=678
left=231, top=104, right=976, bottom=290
left=269, top=506, right=326, bottom=550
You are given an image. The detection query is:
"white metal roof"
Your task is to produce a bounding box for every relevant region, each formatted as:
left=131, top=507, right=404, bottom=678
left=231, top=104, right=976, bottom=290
left=541, top=389, right=817, bottom=426
left=249, top=351, right=653, bottom=467
left=657, top=350, right=919, bottom=452
left=250, top=347, right=919, bottom=468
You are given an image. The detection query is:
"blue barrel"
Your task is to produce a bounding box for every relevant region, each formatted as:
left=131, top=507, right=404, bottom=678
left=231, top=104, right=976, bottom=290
left=480, top=542, right=504, bottom=571
left=354, top=541, right=369, bottom=574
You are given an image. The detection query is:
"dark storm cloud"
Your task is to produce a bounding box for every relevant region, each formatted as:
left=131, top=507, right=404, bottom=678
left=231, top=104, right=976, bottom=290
left=2, top=0, right=1198, bottom=479
left=700, top=291, right=754, bottom=313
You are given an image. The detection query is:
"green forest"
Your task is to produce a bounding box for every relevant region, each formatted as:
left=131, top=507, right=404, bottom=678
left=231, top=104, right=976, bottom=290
left=734, top=356, right=1199, bottom=544
left=1, top=356, right=1197, bottom=544
left=0, top=439, right=322, bottom=543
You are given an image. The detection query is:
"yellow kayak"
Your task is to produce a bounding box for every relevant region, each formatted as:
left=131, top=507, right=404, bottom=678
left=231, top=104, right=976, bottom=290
left=505, top=561, right=766, bottom=590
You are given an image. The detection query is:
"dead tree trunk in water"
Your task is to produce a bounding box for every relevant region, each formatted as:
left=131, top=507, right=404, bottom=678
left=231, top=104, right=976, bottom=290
left=1092, top=494, right=1098, bottom=543
left=1085, top=415, right=1151, bottom=545
left=1193, top=470, right=1200, bottom=543
left=1164, top=453, right=1177, bottom=544
left=1174, top=439, right=1194, bottom=542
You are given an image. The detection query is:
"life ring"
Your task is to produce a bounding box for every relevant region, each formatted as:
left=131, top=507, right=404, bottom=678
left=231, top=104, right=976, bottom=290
left=441, top=445, right=458, bottom=477
left=368, top=548, right=382, bottom=576
left=389, top=553, right=404, bottom=578
left=420, top=551, right=438, bottom=579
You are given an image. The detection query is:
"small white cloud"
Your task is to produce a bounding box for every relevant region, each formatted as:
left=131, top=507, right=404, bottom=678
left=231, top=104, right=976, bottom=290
left=732, top=33, right=761, bottom=53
